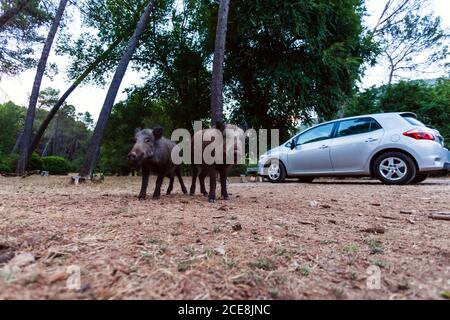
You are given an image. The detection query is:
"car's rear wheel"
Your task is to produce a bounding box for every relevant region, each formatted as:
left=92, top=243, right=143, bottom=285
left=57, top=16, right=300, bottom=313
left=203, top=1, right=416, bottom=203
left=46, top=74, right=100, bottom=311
left=374, top=152, right=416, bottom=185
left=410, top=173, right=429, bottom=184
left=298, top=177, right=314, bottom=183
left=267, top=160, right=286, bottom=183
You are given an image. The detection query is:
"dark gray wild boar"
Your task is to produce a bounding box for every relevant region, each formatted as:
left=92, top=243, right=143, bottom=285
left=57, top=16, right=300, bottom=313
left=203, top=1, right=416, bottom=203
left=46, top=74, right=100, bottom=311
left=190, top=122, right=244, bottom=203
left=128, top=127, right=187, bottom=200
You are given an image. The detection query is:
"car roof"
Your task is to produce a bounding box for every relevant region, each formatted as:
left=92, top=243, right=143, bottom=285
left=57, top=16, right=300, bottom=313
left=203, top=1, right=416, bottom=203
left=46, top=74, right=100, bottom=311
left=314, top=112, right=417, bottom=127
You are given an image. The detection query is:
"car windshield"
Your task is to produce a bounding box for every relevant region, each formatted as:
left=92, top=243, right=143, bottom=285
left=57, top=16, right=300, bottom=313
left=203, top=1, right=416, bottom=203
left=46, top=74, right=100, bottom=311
left=403, top=116, right=426, bottom=127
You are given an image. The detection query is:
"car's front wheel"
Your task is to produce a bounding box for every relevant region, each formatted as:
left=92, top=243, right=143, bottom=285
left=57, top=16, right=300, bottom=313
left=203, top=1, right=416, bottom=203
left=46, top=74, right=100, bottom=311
left=267, top=160, right=286, bottom=183
left=374, top=152, right=416, bottom=185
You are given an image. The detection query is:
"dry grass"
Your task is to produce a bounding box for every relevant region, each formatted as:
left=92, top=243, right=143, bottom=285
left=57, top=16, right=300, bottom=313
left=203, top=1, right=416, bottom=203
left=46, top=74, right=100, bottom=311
left=0, top=175, right=449, bottom=300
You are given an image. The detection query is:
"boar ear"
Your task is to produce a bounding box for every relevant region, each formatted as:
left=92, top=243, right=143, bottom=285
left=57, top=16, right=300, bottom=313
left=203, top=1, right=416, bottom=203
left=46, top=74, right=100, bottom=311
left=134, top=127, right=141, bottom=135
left=215, top=121, right=225, bottom=133
left=153, top=126, right=163, bottom=140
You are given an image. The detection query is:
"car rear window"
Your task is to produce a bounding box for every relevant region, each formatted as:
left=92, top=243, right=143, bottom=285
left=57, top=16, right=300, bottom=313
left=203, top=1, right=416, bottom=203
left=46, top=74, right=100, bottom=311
left=335, top=118, right=382, bottom=138
left=403, top=116, right=426, bottom=127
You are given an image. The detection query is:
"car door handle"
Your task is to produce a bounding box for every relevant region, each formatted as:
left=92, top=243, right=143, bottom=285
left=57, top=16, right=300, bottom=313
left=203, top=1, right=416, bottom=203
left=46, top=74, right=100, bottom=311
left=365, top=138, right=378, bottom=142
left=319, top=145, right=329, bottom=149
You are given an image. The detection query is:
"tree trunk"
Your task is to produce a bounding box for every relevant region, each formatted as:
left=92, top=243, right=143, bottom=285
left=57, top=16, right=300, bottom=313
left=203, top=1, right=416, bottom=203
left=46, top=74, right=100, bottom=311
left=28, top=36, right=124, bottom=156
left=388, top=65, right=394, bottom=85
left=11, top=131, right=22, bottom=154
left=79, top=0, right=156, bottom=178
left=16, top=0, right=68, bottom=175
left=0, top=0, right=34, bottom=29
left=210, top=0, right=230, bottom=126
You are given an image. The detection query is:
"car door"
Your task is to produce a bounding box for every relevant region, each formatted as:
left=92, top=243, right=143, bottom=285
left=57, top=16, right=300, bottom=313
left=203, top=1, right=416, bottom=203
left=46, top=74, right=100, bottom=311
left=287, top=122, right=336, bottom=174
left=330, top=118, right=384, bottom=172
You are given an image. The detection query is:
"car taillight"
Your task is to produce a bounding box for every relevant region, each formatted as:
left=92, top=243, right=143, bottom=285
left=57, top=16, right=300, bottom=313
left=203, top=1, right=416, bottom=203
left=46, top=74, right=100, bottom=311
left=403, top=129, right=435, bottom=141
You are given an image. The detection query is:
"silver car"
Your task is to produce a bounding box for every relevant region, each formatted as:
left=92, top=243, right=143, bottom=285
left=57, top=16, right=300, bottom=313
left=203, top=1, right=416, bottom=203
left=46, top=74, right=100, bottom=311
left=258, top=112, right=450, bottom=185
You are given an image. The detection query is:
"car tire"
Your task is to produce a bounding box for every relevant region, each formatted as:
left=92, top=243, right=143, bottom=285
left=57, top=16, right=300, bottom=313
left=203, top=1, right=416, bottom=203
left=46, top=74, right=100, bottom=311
left=410, top=173, right=429, bottom=184
left=298, top=177, right=314, bottom=183
left=374, top=152, right=416, bottom=185
left=266, top=159, right=286, bottom=183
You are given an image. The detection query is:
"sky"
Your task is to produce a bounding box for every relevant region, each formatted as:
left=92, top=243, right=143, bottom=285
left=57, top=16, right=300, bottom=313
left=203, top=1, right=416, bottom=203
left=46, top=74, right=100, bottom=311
left=0, top=0, right=449, bottom=120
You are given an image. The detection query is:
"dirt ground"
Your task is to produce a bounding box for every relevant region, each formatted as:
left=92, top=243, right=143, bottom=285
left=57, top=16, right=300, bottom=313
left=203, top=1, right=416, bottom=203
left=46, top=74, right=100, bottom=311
left=0, top=175, right=449, bottom=300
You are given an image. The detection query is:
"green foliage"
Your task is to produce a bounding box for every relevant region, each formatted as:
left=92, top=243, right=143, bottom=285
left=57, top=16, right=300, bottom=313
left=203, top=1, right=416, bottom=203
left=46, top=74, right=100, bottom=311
left=0, top=102, right=24, bottom=154
left=28, top=152, right=43, bottom=171
left=63, top=0, right=374, bottom=144
left=375, top=0, right=448, bottom=84
left=42, top=156, right=72, bottom=175
left=99, top=88, right=167, bottom=175
left=38, top=87, right=60, bottom=109
left=224, top=0, right=375, bottom=140
left=0, top=153, right=18, bottom=173
left=0, top=0, right=53, bottom=75
left=346, top=79, right=450, bottom=146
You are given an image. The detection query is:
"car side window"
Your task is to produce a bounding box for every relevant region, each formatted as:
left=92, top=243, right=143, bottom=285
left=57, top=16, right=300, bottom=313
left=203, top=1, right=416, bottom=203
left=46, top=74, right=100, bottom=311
left=336, top=118, right=381, bottom=138
left=295, top=123, right=335, bottom=146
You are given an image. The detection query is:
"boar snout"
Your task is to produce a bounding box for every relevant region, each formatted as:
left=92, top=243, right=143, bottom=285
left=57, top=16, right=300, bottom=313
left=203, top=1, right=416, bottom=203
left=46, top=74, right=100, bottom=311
left=127, top=151, right=138, bottom=161
left=127, top=149, right=145, bottom=165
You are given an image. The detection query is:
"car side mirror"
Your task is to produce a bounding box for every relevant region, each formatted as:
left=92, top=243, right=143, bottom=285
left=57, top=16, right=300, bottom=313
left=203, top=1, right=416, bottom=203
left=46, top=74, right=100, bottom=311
left=290, top=139, right=296, bottom=150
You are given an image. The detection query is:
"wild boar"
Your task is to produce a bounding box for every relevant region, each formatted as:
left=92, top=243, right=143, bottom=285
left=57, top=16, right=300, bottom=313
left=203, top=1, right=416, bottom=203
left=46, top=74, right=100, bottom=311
left=128, top=127, right=187, bottom=200
left=190, top=122, right=244, bottom=203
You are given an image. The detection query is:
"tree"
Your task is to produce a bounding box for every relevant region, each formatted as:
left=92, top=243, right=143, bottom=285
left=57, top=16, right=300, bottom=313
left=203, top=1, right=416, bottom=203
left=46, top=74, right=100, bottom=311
left=132, top=0, right=212, bottom=132
left=16, top=0, right=68, bottom=175
left=0, top=0, right=52, bottom=76
left=210, top=0, right=230, bottom=125
left=0, top=0, right=34, bottom=29
left=28, top=35, right=125, bottom=157
left=79, top=0, right=157, bottom=177
left=346, top=79, right=450, bottom=146
left=0, top=102, right=24, bottom=154
left=81, top=112, right=94, bottom=130
left=370, top=0, right=448, bottom=84
left=224, top=0, right=373, bottom=139
left=38, top=87, right=60, bottom=109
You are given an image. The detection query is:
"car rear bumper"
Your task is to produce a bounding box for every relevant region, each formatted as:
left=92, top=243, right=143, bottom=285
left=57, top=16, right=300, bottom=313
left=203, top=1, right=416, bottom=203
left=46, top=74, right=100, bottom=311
left=415, top=147, right=450, bottom=173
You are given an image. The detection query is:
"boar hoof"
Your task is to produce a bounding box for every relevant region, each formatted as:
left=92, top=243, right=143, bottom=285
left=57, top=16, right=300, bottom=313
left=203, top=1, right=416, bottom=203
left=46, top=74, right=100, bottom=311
left=202, top=192, right=209, bottom=197
left=222, top=195, right=229, bottom=200
left=208, top=198, right=216, bottom=203
left=182, top=188, right=188, bottom=194
left=138, top=195, right=146, bottom=201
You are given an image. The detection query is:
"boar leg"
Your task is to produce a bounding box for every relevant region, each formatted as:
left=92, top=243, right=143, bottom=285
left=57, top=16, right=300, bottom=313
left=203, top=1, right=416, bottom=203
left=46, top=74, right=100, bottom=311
left=153, top=173, right=164, bottom=199
left=166, top=174, right=174, bottom=195
left=138, top=167, right=150, bottom=200
left=219, top=167, right=229, bottom=200
left=199, top=171, right=208, bottom=196
left=208, top=167, right=217, bottom=203
left=190, top=165, right=198, bottom=195
left=176, top=167, right=188, bottom=194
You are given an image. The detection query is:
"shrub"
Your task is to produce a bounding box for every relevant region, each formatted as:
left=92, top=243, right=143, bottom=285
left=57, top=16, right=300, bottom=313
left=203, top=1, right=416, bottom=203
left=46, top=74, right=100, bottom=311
left=0, top=157, right=10, bottom=172
left=28, top=152, right=43, bottom=171
left=42, top=156, right=72, bottom=175
left=0, top=153, right=18, bottom=173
